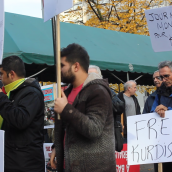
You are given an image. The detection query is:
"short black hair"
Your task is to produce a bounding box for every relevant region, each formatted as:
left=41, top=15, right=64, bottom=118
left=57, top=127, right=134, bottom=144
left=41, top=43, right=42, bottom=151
left=61, top=43, right=90, bottom=73
left=2, top=56, right=26, bottom=77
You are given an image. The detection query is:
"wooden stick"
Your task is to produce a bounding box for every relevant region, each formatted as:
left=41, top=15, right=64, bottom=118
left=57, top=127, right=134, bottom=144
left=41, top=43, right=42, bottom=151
left=158, top=163, right=163, bottom=172
left=56, top=14, right=61, bottom=120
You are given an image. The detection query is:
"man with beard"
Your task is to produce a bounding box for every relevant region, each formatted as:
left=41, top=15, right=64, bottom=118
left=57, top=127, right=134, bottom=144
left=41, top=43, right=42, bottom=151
left=151, top=61, right=172, bottom=172
left=49, top=43, right=116, bottom=172
left=143, top=70, right=163, bottom=114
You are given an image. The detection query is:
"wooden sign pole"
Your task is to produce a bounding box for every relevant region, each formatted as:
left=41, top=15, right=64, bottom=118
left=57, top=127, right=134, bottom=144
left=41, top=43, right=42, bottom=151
left=55, top=14, right=61, bottom=120
left=158, top=163, right=163, bottom=172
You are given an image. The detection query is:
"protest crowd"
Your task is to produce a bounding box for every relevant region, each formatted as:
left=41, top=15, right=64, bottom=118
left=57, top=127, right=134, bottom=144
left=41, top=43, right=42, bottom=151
left=0, top=42, right=171, bottom=172
left=2, top=1, right=172, bottom=172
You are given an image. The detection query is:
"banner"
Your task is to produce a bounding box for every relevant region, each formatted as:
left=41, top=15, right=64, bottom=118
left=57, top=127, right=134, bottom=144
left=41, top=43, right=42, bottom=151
left=0, top=130, right=4, bottom=172
left=43, top=143, right=53, bottom=172
left=127, top=111, right=172, bottom=165
left=42, top=84, right=57, bottom=129
left=0, top=0, right=4, bottom=64
left=116, top=144, right=140, bottom=172
left=44, top=0, right=73, bottom=22
left=145, top=6, right=172, bottom=52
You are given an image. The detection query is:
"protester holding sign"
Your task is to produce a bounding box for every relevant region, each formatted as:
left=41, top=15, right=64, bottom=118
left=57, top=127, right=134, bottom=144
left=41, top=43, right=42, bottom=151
left=0, top=56, right=45, bottom=172
left=50, top=43, right=116, bottom=172
left=151, top=61, right=172, bottom=172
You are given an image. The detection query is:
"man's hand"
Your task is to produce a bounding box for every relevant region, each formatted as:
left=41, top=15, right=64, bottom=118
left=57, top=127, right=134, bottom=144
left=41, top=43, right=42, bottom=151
left=155, top=104, right=167, bottom=118
left=54, top=90, right=68, bottom=114
left=50, top=148, right=57, bottom=169
left=0, top=88, right=2, bottom=93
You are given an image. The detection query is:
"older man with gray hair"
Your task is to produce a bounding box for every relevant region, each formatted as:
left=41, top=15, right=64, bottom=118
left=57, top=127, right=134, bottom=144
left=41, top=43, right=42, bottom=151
left=150, top=61, right=172, bottom=172
left=118, top=80, right=141, bottom=142
left=143, top=70, right=163, bottom=114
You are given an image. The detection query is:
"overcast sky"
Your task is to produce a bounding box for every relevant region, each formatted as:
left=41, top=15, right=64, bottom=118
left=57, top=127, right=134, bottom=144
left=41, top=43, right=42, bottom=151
left=4, top=0, right=42, bottom=18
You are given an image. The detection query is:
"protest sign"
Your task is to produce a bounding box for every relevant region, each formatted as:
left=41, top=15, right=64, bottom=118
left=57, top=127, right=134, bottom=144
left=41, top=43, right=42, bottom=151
left=43, top=0, right=73, bottom=22
left=116, top=144, right=140, bottom=172
left=43, top=143, right=53, bottom=172
left=0, top=130, right=4, bottom=172
left=42, top=84, right=57, bottom=129
left=0, top=0, right=4, bottom=64
left=127, top=111, right=172, bottom=165
left=145, top=6, right=172, bottom=52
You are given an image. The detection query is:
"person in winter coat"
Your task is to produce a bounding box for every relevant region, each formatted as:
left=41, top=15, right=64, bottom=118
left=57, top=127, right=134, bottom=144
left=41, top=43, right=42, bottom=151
left=0, top=56, right=45, bottom=172
left=118, top=80, right=141, bottom=142
left=143, top=70, right=163, bottom=114
left=50, top=43, right=116, bottom=172
left=151, top=61, right=172, bottom=172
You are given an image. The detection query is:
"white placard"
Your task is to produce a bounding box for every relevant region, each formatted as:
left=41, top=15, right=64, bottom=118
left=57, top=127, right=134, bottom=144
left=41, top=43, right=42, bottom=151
left=44, top=0, right=73, bottom=22
left=145, top=6, right=172, bottom=52
left=0, top=130, right=4, bottom=172
left=127, top=111, right=172, bottom=165
left=43, top=143, right=53, bottom=172
left=0, top=0, right=4, bottom=64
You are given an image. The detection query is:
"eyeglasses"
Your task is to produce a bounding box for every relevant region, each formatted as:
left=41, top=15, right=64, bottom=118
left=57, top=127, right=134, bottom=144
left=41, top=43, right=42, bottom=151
left=153, top=76, right=162, bottom=81
left=160, top=74, right=170, bottom=80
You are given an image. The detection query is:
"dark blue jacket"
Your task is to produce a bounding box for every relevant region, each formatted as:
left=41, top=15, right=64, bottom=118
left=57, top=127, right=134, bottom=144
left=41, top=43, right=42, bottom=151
left=151, top=84, right=172, bottom=112
left=143, top=91, right=157, bottom=114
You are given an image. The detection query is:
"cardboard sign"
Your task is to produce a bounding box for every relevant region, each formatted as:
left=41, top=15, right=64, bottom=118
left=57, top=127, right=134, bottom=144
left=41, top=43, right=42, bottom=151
left=44, top=0, right=73, bottom=22
left=145, top=6, right=172, bottom=52
left=43, top=143, right=53, bottom=172
left=0, top=130, right=4, bottom=172
left=116, top=144, right=140, bottom=172
left=0, top=0, right=4, bottom=64
left=127, top=111, right=172, bottom=165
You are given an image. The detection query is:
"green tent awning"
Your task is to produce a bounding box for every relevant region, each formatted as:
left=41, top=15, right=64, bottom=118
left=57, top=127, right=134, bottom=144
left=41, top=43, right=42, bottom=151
left=4, top=12, right=172, bottom=74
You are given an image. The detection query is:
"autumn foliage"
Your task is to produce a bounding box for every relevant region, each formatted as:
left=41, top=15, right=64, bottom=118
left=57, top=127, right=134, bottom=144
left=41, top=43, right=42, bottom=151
left=61, top=0, right=171, bottom=35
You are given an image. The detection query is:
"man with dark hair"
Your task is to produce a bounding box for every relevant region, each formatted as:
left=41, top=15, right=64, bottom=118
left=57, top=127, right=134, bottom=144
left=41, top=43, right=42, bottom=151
left=50, top=43, right=116, bottom=172
left=0, top=56, right=45, bottom=172
left=143, top=70, right=163, bottom=114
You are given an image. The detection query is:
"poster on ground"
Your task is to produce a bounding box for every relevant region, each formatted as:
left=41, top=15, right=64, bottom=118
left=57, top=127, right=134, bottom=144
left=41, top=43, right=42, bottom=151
left=41, top=84, right=57, bottom=129
left=0, top=0, right=4, bottom=64
left=127, top=111, right=172, bottom=165
left=145, top=6, right=172, bottom=52
left=43, top=0, right=73, bottom=22
left=0, top=130, right=4, bottom=172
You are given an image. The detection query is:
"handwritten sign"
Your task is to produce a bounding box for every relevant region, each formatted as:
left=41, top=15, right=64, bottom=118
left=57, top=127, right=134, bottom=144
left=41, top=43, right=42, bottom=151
left=127, top=111, right=172, bottom=165
left=0, top=0, right=4, bottom=64
left=145, top=6, right=172, bottom=52
left=44, top=0, right=73, bottom=22
left=0, top=130, right=4, bottom=172
left=43, top=143, right=53, bottom=172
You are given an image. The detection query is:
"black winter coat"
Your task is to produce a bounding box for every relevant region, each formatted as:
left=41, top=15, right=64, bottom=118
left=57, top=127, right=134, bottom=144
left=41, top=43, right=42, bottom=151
left=54, top=73, right=116, bottom=172
left=142, top=91, right=157, bottom=114
left=0, top=78, right=45, bottom=172
left=118, top=92, right=141, bottom=138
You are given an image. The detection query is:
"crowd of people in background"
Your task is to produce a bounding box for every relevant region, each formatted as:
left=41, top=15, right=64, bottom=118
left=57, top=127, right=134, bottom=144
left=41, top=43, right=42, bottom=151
left=0, top=43, right=172, bottom=172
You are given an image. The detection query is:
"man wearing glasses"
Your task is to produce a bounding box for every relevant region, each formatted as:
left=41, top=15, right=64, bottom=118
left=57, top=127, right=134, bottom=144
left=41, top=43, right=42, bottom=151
left=150, top=61, right=172, bottom=172
left=143, top=70, right=163, bottom=114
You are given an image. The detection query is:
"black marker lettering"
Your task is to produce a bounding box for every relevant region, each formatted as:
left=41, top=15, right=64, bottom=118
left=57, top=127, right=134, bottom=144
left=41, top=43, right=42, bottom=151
left=155, top=144, right=164, bottom=160
left=161, top=118, right=170, bottom=135
left=167, top=142, right=172, bottom=158
left=163, top=12, right=168, bottom=19
left=131, top=145, right=139, bottom=162
left=149, top=13, right=154, bottom=21
left=141, top=147, right=146, bottom=161
left=135, top=120, right=146, bottom=140
left=147, top=118, right=157, bottom=139
left=147, top=145, right=154, bottom=160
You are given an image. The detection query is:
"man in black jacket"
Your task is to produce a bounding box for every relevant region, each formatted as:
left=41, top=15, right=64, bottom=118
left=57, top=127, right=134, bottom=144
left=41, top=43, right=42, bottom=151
left=0, top=56, right=45, bottom=172
left=143, top=70, right=162, bottom=114
left=118, top=80, right=141, bottom=142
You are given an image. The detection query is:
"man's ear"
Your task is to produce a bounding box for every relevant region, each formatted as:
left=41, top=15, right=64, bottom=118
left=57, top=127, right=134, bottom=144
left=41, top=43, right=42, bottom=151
left=8, top=70, right=15, bottom=80
left=73, top=62, right=80, bottom=72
